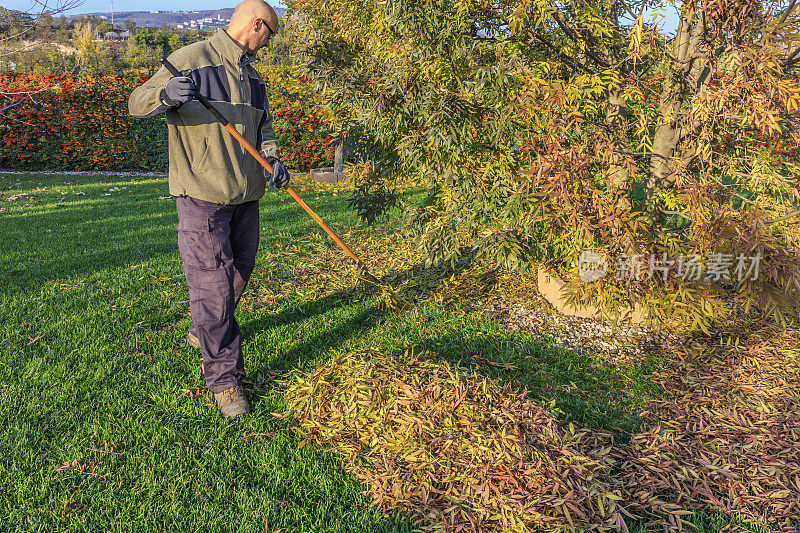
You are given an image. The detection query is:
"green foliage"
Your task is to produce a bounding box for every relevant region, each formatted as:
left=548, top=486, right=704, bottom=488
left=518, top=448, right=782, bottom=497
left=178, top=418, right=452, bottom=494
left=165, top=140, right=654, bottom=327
left=125, top=28, right=175, bottom=70
left=0, top=7, right=34, bottom=39
left=11, top=44, right=78, bottom=74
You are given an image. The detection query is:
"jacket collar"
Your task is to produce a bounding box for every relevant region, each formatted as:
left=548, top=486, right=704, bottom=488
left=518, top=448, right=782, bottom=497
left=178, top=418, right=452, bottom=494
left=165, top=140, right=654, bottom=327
left=210, top=28, right=258, bottom=67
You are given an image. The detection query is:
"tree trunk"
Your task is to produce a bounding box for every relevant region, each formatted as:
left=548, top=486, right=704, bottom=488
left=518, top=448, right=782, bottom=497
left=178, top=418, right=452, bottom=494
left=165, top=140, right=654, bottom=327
left=334, top=139, right=344, bottom=174
left=605, top=88, right=631, bottom=210
left=646, top=79, right=683, bottom=198
left=645, top=6, right=699, bottom=201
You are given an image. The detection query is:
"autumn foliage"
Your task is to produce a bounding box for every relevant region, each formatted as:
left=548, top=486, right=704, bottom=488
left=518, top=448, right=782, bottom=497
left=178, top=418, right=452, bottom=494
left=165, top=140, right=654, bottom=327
left=289, top=0, right=800, bottom=330
left=285, top=351, right=626, bottom=532
left=620, top=330, right=800, bottom=529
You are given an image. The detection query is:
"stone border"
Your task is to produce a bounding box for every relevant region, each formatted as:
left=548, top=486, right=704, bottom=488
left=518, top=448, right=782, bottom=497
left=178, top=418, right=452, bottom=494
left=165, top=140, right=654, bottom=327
left=537, top=267, right=645, bottom=324
left=309, top=167, right=347, bottom=184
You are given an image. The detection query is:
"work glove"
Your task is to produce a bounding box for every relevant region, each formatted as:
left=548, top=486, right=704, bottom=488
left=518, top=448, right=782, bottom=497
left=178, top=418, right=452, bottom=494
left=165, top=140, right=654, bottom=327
left=265, top=156, right=290, bottom=188
left=162, top=76, right=199, bottom=108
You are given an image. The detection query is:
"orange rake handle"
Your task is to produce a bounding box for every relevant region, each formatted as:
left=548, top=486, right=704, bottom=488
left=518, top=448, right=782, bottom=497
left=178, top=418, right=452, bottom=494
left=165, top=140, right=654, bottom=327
left=160, top=58, right=365, bottom=269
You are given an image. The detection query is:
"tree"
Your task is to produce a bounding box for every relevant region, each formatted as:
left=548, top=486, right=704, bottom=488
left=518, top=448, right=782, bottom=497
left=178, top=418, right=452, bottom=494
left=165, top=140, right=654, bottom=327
left=96, top=21, right=114, bottom=35
left=0, top=1, right=81, bottom=46
left=288, top=0, right=800, bottom=329
left=125, top=27, right=172, bottom=69
left=1, top=1, right=83, bottom=117
left=73, top=20, right=98, bottom=70
left=0, top=8, right=36, bottom=43
left=261, top=16, right=303, bottom=67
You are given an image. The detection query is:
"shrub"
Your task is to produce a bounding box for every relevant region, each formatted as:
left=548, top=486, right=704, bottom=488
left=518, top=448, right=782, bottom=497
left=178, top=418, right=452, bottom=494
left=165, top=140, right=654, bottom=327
left=262, top=72, right=336, bottom=171
left=0, top=73, right=166, bottom=170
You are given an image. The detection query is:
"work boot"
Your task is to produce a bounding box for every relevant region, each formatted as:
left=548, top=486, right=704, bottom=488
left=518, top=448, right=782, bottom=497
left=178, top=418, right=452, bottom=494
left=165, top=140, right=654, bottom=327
left=214, top=386, right=250, bottom=420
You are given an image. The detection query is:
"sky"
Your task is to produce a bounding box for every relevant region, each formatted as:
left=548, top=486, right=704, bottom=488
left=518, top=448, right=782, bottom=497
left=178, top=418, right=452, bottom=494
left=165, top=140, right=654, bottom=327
left=1, top=0, right=286, bottom=14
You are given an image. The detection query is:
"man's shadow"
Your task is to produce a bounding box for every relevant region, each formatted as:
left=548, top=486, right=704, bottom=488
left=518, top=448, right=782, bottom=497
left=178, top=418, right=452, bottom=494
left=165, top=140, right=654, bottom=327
left=240, top=247, right=483, bottom=404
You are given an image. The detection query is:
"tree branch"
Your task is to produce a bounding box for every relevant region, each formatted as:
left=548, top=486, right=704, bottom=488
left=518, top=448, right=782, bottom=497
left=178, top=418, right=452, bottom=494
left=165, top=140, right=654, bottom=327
left=683, top=10, right=706, bottom=71
left=674, top=8, right=695, bottom=62
left=616, top=0, right=638, bottom=24
left=780, top=0, right=798, bottom=25
left=708, top=173, right=761, bottom=207
left=531, top=32, right=596, bottom=75
left=662, top=210, right=695, bottom=222
left=551, top=9, right=608, bottom=68
left=783, top=46, right=800, bottom=68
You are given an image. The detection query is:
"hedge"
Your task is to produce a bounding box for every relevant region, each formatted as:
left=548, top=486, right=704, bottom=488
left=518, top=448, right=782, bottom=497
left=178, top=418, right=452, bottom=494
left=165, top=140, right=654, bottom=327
left=0, top=72, right=334, bottom=171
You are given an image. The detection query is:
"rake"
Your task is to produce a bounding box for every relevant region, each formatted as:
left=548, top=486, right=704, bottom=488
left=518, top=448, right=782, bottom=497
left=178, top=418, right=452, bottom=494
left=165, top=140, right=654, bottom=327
left=160, top=58, right=408, bottom=308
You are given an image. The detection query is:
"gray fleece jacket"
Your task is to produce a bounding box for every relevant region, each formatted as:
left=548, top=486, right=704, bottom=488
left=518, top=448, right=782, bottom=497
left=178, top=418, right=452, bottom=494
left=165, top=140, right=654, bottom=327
left=128, top=29, right=279, bottom=205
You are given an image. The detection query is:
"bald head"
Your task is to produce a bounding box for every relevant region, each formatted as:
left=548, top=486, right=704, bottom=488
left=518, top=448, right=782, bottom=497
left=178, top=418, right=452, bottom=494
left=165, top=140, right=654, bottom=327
left=227, top=0, right=278, bottom=54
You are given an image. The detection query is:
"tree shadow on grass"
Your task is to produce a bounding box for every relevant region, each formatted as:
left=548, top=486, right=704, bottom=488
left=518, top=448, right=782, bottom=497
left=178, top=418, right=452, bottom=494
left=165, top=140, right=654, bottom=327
left=229, top=248, right=668, bottom=531
left=238, top=293, right=420, bottom=532
left=408, top=332, right=658, bottom=434
left=241, top=246, right=483, bottom=377
left=240, top=266, right=657, bottom=436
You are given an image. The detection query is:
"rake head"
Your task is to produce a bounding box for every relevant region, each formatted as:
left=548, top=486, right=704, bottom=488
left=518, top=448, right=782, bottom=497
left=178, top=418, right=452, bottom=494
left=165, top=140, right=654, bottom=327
left=358, top=268, right=411, bottom=310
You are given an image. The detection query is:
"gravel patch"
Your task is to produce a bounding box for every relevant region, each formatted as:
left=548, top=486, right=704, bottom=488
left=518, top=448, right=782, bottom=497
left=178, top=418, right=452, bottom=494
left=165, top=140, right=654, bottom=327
left=476, top=292, right=678, bottom=362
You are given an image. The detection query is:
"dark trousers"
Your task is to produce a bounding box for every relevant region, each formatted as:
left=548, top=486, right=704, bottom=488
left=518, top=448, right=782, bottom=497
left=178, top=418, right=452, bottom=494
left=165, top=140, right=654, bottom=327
left=176, top=196, right=259, bottom=393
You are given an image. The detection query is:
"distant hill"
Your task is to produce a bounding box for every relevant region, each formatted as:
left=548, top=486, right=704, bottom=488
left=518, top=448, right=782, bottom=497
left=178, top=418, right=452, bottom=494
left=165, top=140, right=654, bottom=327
left=67, top=8, right=287, bottom=29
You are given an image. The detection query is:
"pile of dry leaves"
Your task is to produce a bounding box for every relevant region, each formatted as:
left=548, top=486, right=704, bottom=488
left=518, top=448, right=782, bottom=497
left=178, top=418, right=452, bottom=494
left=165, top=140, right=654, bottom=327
left=284, top=350, right=626, bottom=532
left=617, top=330, right=800, bottom=531
left=284, top=328, right=800, bottom=532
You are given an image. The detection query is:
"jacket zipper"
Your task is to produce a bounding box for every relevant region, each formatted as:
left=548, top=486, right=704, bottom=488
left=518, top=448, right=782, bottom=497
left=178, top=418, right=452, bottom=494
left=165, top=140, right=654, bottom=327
left=238, top=60, right=249, bottom=200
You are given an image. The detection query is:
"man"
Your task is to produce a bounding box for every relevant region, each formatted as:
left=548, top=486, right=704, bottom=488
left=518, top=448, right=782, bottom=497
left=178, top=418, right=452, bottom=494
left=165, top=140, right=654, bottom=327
left=128, top=0, right=289, bottom=419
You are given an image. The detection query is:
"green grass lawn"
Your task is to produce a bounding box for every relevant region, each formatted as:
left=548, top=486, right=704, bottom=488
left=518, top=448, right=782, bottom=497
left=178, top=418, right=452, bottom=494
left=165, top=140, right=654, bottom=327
left=0, top=172, right=692, bottom=531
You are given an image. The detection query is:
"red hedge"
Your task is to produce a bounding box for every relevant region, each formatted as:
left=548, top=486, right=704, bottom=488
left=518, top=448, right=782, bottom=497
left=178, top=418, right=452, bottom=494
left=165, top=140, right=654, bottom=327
left=0, top=73, right=334, bottom=171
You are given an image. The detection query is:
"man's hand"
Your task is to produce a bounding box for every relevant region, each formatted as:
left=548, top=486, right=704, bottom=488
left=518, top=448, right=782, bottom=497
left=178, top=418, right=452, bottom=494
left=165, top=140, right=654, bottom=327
left=162, top=76, right=199, bottom=108
left=265, top=156, right=290, bottom=188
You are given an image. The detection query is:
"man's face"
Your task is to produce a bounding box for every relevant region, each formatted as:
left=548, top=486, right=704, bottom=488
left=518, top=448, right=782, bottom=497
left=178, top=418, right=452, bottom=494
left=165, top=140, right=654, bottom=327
left=252, top=15, right=276, bottom=53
